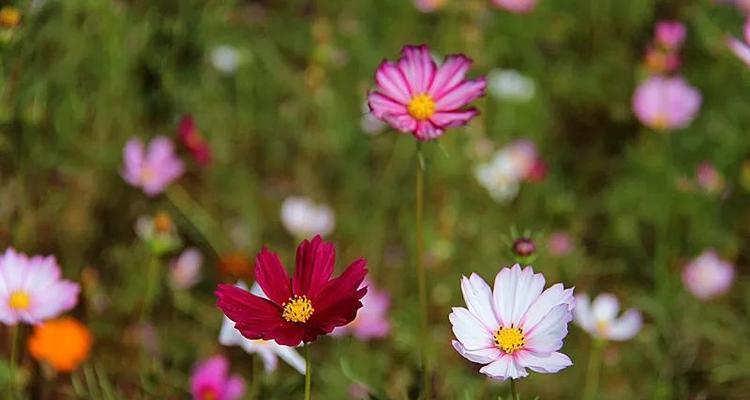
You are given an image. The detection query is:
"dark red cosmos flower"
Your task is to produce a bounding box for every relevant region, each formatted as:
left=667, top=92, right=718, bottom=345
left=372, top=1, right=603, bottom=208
left=177, top=114, right=212, bottom=166
left=216, top=235, right=368, bottom=346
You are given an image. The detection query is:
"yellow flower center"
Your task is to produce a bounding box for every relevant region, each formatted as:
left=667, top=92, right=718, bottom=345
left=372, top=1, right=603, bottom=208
left=494, top=326, right=525, bottom=354
left=596, top=320, right=609, bottom=336
left=282, top=295, right=314, bottom=323
left=9, top=291, right=30, bottom=310
left=140, top=167, right=156, bottom=184
left=407, top=93, right=436, bottom=121
left=652, top=112, right=668, bottom=131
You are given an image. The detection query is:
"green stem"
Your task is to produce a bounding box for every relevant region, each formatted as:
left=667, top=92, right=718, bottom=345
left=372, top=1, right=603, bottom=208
left=583, top=340, right=605, bottom=400
left=165, top=186, right=224, bottom=257
left=8, top=325, right=19, bottom=400
left=304, top=344, right=312, bottom=400
left=510, top=378, right=520, bottom=400
left=249, top=355, right=261, bottom=399
left=415, top=143, right=431, bottom=400
left=141, top=255, right=160, bottom=322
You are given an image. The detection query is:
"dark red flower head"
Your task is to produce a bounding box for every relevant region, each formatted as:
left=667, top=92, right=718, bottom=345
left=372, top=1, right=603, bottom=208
left=216, top=235, right=368, bottom=346
left=177, top=114, right=212, bottom=166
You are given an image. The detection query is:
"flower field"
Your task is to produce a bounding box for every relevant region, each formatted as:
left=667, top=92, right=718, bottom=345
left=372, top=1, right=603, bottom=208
left=1, top=0, right=750, bottom=399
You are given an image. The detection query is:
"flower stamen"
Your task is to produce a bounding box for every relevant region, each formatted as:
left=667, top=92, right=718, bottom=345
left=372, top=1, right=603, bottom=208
left=282, top=295, right=314, bottom=323
left=9, top=291, right=30, bottom=310
left=494, top=326, right=525, bottom=354
left=407, top=93, right=436, bottom=121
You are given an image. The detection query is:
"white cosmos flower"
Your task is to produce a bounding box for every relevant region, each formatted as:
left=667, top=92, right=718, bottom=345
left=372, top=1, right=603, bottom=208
left=218, top=282, right=306, bottom=374
left=449, top=265, right=575, bottom=380
left=211, top=45, right=241, bottom=74
left=574, top=293, right=642, bottom=341
left=280, top=196, right=335, bottom=238
left=487, top=69, right=536, bottom=102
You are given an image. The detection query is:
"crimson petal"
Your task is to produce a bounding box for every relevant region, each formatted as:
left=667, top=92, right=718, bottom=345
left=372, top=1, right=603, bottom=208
left=216, top=284, right=284, bottom=340
left=254, top=247, right=292, bottom=305
left=293, top=235, right=335, bottom=299
left=307, top=258, right=368, bottom=334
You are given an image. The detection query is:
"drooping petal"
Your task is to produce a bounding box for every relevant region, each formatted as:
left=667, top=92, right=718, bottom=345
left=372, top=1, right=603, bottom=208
left=479, top=354, right=528, bottom=380
left=452, top=340, right=501, bottom=364
left=428, top=54, right=472, bottom=98
left=608, top=309, right=642, bottom=341
left=274, top=345, right=307, bottom=374
left=434, top=78, right=487, bottom=111
left=515, top=350, right=573, bottom=374
left=449, top=307, right=495, bottom=351
left=293, top=235, right=336, bottom=298
left=254, top=248, right=292, bottom=305
left=374, top=61, right=412, bottom=103
left=398, top=45, right=437, bottom=94
left=460, top=274, right=500, bottom=330
left=413, top=120, right=444, bottom=141
left=592, top=293, right=619, bottom=323
left=382, top=114, right=418, bottom=133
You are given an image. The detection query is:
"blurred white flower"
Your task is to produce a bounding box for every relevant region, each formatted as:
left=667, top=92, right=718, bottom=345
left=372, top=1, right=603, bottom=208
left=487, top=69, right=536, bottom=102
left=218, top=282, right=306, bottom=374
left=474, top=140, right=539, bottom=202
left=574, top=293, right=642, bottom=341
left=169, top=248, right=202, bottom=290
left=280, top=196, right=335, bottom=238
left=211, top=45, right=240, bottom=74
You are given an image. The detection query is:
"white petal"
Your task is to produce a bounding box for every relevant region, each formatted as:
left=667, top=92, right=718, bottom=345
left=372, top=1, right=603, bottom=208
left=493, top=265, right=522, bottom=326
left=519, top=283, right=574, bottom=331
left=608, top=309, right=642, bottom=341
left=510, top=266, right=545, bottom=325
left=273, top=344, right=307, bottom=374
left=573, top=294, right=595, bottom=334
left=452, top=340, right=501, bottom=364
left=516, top=350, right=573, bottom=373
left=258, top=347, right=279, bottom=372
left=524, top=304, right=572, bottom=353
left=449, top=307, right=494, bottom=350
left=461, top=274, right=500, bottom=329
left=479, top=354, right=528, bottom=380
left=592, top=293, right=619, bottom=322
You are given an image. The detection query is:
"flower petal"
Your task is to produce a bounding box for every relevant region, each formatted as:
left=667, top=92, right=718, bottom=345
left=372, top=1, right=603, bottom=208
left=452, top=340, right=501, bottom=364
left=305, top=258, right=368, bottom=339
left=216, top=284, right=285, bottom=341
left=492, top=265, right=522, bottom=327
left=479, top=354, right=528, bottom=380
left=398, top=45, right=437, bottom=94
left=374, top=60, right=412, bottom=103
left=510, top=266, right=546, bottom=325
left=429, top=109, right=479, bottom=129
left=524, top=304, right=572, bottom=353
left=519, top=283, right=574, bottom=331
left=413, top=120, right=444, bottom=141
left=368, top=92, right=408, bottom=120
left=274, top=344, right=307, bottom=375
left=515, top=350, right=573, bottom=374
left=460, top=274, right=500, bottom=330
left=592, top=293, right=619, bottom=322
left=293, top=235, right=336, bottom=299
left=254, top=248, right=292, bottom=305
left=449, top=307, right=494, bottom=351
left=608, top=309, right=642, bottom=341
left=434, top=78, right=487, bottom=111
left=573, top=294, right=595, bottom=334
left=428, top=55, right=472, bottom=98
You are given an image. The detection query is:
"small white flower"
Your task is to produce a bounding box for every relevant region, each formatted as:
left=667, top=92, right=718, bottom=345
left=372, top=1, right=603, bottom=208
left=211, top=45, right=241, bottom=74
left=488, top=69, right=536, bottom=102
left=218, top=282, right=306, bottom=374
left=474, top=140, right=538, bottom=202
left=280, top=196, right=335, bottom=238
left=574, top=293, right=642, bottom=341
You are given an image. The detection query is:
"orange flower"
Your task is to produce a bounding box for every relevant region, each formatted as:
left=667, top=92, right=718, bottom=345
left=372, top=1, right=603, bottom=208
left=28, top=317, right=93, bottom=372
left=0, top=6, right=20, bottom=28
left=218, top=251, right=253, bottom=280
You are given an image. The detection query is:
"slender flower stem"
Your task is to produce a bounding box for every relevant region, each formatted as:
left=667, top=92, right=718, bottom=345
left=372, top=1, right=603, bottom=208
left=415, top=143, right=430, bottom=399
left=510, top=378, right=520, bottom=400
left=304, top=344, right=312, bottom=400
left=140, top=255, right=160, bottom=322
left=8, top=325, right=19, bottom=400
left=583, top=340, right=605, bottom=400
left=249, top=355, right=261, bottom=399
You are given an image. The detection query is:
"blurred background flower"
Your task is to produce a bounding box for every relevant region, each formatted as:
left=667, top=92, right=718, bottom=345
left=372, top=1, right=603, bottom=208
left=682, top=250, right=736, bottom=300
left=190, top=355, right=246, bottom=400
left=28, top=317, right=93, bottom=372
left=280, top=196, right=335, bottom=239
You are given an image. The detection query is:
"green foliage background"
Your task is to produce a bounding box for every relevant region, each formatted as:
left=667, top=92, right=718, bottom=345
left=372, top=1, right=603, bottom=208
left=1, top=0, right=750, bottom=398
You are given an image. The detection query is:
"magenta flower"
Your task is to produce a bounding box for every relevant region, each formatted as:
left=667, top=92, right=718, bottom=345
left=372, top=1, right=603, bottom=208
left=122, top=136, right=184, bottom=197
left=0, top=248, right=79, bottom=326
left=655, top=21, right=687, bottom=50
left=727, top=18, right=750, bottom=66
left=177, top=115, right=213, bottom=167
left=367, top=45, right=486, bottom=141
left=547, top=232, right=574, bottom=257
left=682, top=250, right=735, bottom=300
left=332, top=278, right=391, bottom=340
left=491, top=0, right=537, bottom=13
left=632, top=76, right=701, bottom=131
left=695, top=161, right=725, bottom=193
left=190, top=355, right=245, bottom=400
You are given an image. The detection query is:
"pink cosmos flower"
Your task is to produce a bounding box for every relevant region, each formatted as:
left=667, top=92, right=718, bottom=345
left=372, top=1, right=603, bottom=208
left=547, top=232, right=573, bottom=257
left=332, top=278, right=391, bottom=340
left=574, top=293, right=642, bottom=341
left=449, top=265, right=575, bottom=380
left=169, top=248, right=203, bottom=290
left=367, top=45, right=486, bottom=141
left=122, top=136, right=184, bottom=197
left=682, top=250, right=735, bottom=300
left=632, top=76, right=701, bottom=131
left=413, top=0, right=448, bottom=12
left=190, top=355, right=245, bottom=400
left=727, top=18, right=750, bottom=66
left=695, top=161, right=725, bottom=193
left=491, top=0, right=537, bottom=13
left=0, top=248, right=79, bottom=326
left=655, top=21, right=687, bottom=50
left=177, top=115, right=212, bottom=166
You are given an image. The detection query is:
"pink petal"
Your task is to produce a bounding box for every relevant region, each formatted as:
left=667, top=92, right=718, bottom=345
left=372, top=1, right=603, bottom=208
left=728, top=37, right=750, bottom=67
left=573, top=294, right=595, bottom=333
left=452, top=340, right=501, bottom=364
left=222, top=375, right=246, bottom=400
left=509, top=266, right=546, bottom=325
left=367, top=92, right=408, bottom=120
left=413, top=120, right=444, bottom=141
left=382, top=114, right=417, bottom=133
left=428, top=55, right=472, bottom=98
left=519, top=283, right=574, bottom=331
left=374, top=61, right=413, bottom=103
left=397, top=45, right=437, bottom=94
left=435, top=78, right=487, bottom=110
left=429, top=109, right=479, bottom=129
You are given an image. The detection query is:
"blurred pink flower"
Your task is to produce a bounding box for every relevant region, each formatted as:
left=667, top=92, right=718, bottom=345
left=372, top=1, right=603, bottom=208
left=632, top=76, right=701, bottom=131
left=190, top=355, right=245, bottom=400
left=450, top=265, right=574, bottom=380
left=0, top=248, right=79, bottom=326
left=413, top=0, right=447, bottom=12
left=491, top=0, right=537, bottom=13
left=169, top=248, right=203, bottom=290
left=548, top=232, right=573, bottom=256
left=574, top=293, right=642, bottom=341
left=177, top=115, right=212, bottom=166
left=682, top=250, right=735, bottom=300
left=655, top=21, right=686, bottom=50
left=368, top=45, right=486, bottom=141
left=333, top=278, right=391, bottom=340
left=121, top=136, right=184, bottom=197
left=644, top=46, right=681, bottom=74
left=695, top=161, right=725, bottom=193
left=727, top=18, right=750, bottom=66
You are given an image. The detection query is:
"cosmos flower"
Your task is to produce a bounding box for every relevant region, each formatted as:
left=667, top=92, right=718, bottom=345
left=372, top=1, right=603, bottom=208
left=475, top=140, right=542, bottom=202
left=121, top=136, right=184, bottom=197
left=216, top=235, right=368, bottom=346
left=413, top=0, right=448, bottom=12
left=547, top=232, right=574, bottom=257
left=218, top=282, right=306, bottom=375
left=491, top=0, right=537, bottom=13
left=695, top=161, right=725, bottom=194
left=727, top=18, right=750, bottom=66
left=332, top=278, right=391, bottom=340
left=169, top=248, right=203, bottom=290
left=0, top=248, right=79, bottom=326
left=280, top=196, right=335, bottom=239
left=211, top=45, right=241, bottom=74
left=190, top=355, right=246, bottom=400
left=574, top=294, right=642, bottom=341
left=487, top=69, right=536, bottom=102
left=682, top=250, right=735, bottom=300
left=177, top=115, right=212, bottom=166
left=367, top=45, right=486, bottom=141
left=28, top=317, right=93, bottom=372
left=632, top=76, right=701, bottom=131
left=450, top=265, right=575, bottom=380
left=655, top=21, right=687, bottom=50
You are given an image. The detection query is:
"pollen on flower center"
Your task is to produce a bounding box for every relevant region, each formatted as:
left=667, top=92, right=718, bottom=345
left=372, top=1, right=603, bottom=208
left=282, top=295, right=314, bottom=323
left=9, top=291, right=30, bottom=310
left=407, top=93, right=436, bottom=121
left=494, top=326, right=525, bottom=354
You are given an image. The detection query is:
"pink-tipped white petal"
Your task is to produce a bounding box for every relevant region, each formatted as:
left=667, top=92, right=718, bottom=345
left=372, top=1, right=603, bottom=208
left=452, top=340, right=502, bottom=364
left=449, top=307, right=494, bottom=351
left=608, top=309, right=642, bottom=341
left=524, top=304, right=572, bottom=353
left=515, top=350, right=573, bottom=373
left=492, top=264, right=522, bottom=326
left=519, top=283, right=574, bottom=330
left=461, top=274, right=500, bottom=330
left=479, top=354, right=528, bottom=380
